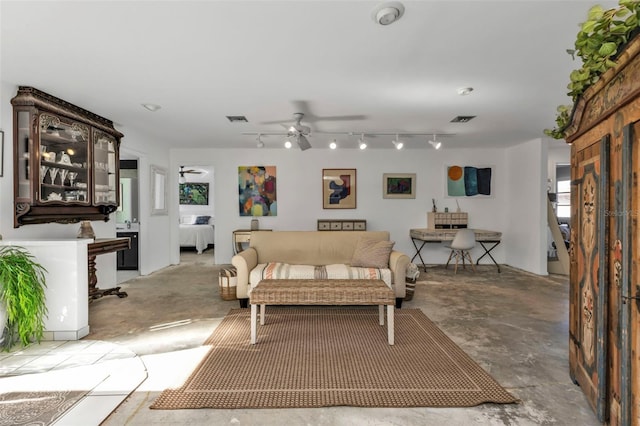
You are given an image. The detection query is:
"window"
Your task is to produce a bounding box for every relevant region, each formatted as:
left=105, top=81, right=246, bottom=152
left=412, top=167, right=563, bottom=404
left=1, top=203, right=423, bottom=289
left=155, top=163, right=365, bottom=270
left=556, top=179, right=570, bottom=218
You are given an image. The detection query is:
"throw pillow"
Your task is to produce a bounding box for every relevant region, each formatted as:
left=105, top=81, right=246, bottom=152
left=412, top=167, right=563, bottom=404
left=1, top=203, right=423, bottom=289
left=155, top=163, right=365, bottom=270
left=351, top=238, right=395, bottom=268
left=195, top=215, right=211, bottom=225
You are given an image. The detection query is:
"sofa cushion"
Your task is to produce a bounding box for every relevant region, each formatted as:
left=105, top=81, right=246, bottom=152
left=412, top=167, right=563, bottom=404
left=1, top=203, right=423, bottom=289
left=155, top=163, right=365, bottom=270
left=249, top=263, right=392, bottom=289
left=351, top=238, right=395, bottom=268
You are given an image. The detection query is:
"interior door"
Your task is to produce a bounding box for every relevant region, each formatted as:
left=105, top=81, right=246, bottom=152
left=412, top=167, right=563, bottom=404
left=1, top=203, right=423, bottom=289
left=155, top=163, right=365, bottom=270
left=569, top=135, right=609, bottom=422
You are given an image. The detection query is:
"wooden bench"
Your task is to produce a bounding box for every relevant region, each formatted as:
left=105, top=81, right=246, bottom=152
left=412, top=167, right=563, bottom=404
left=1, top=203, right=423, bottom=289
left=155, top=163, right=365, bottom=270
left=249, top=279, right=395, bottom=345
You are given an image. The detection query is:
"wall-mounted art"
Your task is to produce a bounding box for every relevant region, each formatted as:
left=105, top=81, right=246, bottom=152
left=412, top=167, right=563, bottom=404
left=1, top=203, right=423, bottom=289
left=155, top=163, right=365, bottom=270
left=383, top=173, right=416, bottom=199
left=179, top=182, right=209, bottom=205
left=323, top=168, right=356, bottom=209
left=238, top=166, right=277, bottom=216
left=447, top=165, right=492, bottom=197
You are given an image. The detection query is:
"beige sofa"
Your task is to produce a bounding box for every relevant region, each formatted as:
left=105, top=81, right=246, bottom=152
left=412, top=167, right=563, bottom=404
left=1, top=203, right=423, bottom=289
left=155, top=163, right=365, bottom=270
left=231, top=231, right=410, bottom=308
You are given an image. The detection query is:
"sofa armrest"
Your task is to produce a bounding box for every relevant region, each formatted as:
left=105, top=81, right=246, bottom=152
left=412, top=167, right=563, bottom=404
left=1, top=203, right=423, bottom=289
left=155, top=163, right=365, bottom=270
left=231, top=248, right=258, bottom=299
left=389, top=250, right=410, bottom=298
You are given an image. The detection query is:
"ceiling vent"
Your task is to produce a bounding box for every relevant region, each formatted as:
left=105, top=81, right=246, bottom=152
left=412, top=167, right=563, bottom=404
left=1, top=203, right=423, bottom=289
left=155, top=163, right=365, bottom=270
left=450, top=115, right=476, bottom=123
left=226, top=115, right=248, bottom=123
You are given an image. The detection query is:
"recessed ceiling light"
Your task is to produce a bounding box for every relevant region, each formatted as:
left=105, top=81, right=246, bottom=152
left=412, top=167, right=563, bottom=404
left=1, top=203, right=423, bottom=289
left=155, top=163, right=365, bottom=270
left=372, top=2, right=405, bottom=26
left=457, top=87, right=474, bottom=96
left=141, top=103, right=161, bottom=112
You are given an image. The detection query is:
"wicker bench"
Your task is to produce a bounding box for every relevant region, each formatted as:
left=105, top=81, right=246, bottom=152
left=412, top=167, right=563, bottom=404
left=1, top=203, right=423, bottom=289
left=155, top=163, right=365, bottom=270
left=249, top=279, right=395, bottom=345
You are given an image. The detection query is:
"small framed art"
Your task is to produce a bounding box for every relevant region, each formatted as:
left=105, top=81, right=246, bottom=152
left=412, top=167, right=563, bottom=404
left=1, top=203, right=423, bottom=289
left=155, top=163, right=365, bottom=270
left=322, top=168, right=356, bottom=209
left=383, top=173, right=416, bottom=199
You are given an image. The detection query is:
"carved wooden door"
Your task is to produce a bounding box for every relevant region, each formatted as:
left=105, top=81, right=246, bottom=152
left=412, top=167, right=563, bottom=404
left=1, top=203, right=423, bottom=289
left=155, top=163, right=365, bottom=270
left=570, top=136, right=609, bottom=422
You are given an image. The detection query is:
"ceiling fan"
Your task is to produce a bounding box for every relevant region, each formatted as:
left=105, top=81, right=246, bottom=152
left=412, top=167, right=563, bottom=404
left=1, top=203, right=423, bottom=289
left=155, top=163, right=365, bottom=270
left=179, top=165, right=202, bottom=179
left=285, top=113, right=312, bottom=151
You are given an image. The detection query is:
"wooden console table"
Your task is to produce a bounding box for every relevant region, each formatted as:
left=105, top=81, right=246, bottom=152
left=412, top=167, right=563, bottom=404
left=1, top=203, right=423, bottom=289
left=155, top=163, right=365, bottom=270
left=409, top=228, right=502, bottom=272
left=88, top=237, right=131, bottom=300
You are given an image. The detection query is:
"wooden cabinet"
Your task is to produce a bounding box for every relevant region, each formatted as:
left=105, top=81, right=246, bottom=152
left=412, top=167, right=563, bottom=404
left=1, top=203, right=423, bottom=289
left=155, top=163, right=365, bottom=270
left=11, top=86, right=122, bottom=226
left=565, top=35, right=640, bottom=425
left=317, top=219, right=366, bottom=231
left=426, top=212, right=468, bottom=229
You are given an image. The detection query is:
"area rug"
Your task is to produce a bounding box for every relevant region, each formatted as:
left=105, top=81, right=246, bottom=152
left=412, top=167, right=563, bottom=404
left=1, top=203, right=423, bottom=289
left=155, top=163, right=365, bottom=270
left=0, top=391, right=87, bottom=426
left=151, top=307, right=518, bottom=409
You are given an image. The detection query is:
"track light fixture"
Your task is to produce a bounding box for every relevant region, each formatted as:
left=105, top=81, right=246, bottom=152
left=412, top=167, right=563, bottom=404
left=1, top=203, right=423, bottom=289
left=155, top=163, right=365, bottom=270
left=358, top=133, right=367, bottom=150
left=329, top=139, right=338, bottom=149
left=392, top=134, right=403, bottom=150
left=428, top=134, right=442, bottom=150
left=284, top=139, right=292, bottom=149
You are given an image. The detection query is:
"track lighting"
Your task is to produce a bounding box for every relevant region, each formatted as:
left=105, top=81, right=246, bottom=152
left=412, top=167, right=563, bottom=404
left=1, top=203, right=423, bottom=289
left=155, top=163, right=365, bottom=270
left=428, top=134, right=442, bottom=150
left=358, top=133, right=367, bottom=150
left=392, top=134, right=403, bottom=150
left=256, top=134, right=265, bottom=148
left=329, top=139, right=337, bottom=149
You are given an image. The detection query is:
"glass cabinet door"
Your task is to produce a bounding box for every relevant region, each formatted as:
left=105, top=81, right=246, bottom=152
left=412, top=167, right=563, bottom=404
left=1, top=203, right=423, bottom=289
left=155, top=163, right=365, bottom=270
left=38, top=114, right=89, bottom=203
left=16, top=110, right=32, bottom=200
left=93, top=130, right=117, bottom=205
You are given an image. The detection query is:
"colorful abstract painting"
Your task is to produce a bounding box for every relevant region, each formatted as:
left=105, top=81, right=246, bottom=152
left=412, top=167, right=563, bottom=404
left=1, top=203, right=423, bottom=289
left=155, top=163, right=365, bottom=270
left=447, top=165, right=492, bottom=197
left=238, top=166, right=277, bottom=216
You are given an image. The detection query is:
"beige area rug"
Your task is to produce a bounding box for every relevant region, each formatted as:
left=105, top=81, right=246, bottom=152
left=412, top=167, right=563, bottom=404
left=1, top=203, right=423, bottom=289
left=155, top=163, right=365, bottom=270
left=151, top=307, right=518, bottom=409
left=0, top=391, right=87, bottom=426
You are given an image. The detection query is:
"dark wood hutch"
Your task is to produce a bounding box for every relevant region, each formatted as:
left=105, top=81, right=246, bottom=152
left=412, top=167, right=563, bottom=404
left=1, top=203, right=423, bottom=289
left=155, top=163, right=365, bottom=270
left=11, top=86, right=123, bottom=227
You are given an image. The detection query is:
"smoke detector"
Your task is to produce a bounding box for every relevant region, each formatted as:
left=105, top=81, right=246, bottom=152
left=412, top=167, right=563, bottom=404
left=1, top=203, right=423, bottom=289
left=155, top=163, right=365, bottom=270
left=372, top=2, right=405, bottom=26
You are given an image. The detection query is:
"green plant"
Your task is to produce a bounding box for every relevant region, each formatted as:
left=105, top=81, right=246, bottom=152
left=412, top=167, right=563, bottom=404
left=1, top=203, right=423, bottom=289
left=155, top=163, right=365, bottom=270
left=0, top=246, right=48, bottom=350
left=546, top=0, right=640, bottom=139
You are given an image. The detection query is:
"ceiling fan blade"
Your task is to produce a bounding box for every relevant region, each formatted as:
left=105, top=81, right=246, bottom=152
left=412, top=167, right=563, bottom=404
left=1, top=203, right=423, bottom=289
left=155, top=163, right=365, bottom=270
left=297, top=134, right=312, bottom=151
left=312, top=114, right=367, bottom=122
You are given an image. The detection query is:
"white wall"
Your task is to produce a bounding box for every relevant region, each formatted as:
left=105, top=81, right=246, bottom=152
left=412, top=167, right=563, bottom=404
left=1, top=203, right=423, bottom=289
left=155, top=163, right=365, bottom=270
left=505, top=138, right=548, bottom=275
left=169, top=147, right=519, bottom=269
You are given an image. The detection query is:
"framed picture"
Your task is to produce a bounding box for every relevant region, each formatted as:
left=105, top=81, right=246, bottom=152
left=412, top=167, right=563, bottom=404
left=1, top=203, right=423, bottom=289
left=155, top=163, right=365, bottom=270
left=383, top=173, right=416, bottom=199
left=323, top=168, right=356, bottom=209
left=445, top=165, right=493, bottom=197
left=179, top=182, right=209, bottom=205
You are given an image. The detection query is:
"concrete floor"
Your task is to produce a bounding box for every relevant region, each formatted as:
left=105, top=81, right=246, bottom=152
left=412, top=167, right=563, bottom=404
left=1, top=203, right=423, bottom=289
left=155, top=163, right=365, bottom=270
left=88, top=252, right=600, bottom=426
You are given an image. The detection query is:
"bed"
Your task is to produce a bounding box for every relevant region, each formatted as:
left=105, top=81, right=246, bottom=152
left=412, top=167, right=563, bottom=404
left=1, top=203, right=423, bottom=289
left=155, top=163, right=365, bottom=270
left=179, top=215, right=215, bottom=254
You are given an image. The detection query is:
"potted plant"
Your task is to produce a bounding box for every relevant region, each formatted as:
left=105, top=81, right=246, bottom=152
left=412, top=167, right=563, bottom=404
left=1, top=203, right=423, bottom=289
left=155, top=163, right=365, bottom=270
left=546, top=1, right=640, bottom=139
left=0, top=245, right=48, bottom=351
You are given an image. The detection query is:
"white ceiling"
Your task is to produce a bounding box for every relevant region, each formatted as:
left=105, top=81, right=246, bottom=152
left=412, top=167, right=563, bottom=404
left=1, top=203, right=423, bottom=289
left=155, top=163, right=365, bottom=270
left=1, top=0, right=616, bottom=150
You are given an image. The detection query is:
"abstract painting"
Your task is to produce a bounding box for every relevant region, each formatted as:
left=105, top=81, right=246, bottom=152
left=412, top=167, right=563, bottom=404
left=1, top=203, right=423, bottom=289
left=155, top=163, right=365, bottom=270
left=447, top=165, right=492, bottom=197
left=179, top=182, right=209, bottom=205
left=323, top=168, right=356, bottom=209
left=238, top=166, right=277, bottom=216
left=383, top=173, right=416, bottom=199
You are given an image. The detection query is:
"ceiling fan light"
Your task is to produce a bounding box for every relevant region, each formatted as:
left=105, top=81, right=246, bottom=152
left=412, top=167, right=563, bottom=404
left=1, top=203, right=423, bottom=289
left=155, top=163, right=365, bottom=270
left=284, top=140, right=292, bottom=149
left=256, top=134, right=265, bottom=148
left=392, top=141, right=403, bottom=150
left=178, top=174, right=186, bottom=184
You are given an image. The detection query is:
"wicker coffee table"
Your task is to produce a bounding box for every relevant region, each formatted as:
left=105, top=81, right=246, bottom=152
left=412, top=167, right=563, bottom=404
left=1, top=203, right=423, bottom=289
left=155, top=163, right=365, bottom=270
left=249, top=279, right=395, bottom=345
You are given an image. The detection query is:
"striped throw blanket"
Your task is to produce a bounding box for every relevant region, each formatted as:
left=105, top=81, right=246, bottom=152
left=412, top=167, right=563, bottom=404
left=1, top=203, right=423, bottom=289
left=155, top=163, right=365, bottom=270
left=249, top=263, right=392, bottom=290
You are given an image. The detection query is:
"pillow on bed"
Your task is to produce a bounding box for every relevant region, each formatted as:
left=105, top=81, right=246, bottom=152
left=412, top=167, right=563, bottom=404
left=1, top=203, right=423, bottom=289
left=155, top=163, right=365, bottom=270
left=351, top=238, right=395, bottom=268
left=180, top=215, right=196, bottom=224
left=195, top=215, right=211, bottom=225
